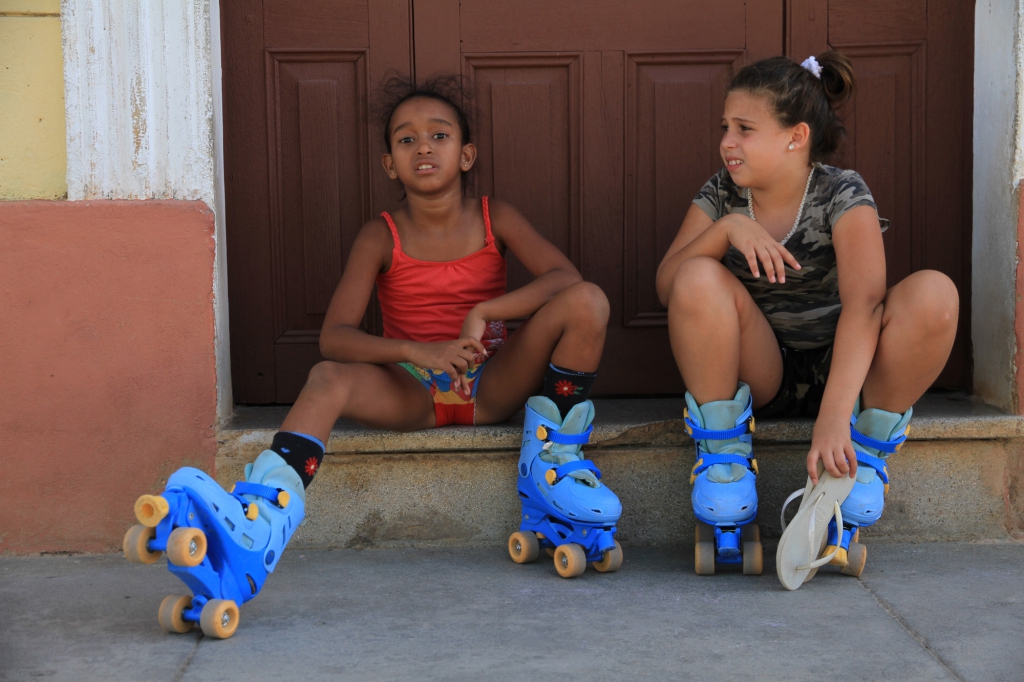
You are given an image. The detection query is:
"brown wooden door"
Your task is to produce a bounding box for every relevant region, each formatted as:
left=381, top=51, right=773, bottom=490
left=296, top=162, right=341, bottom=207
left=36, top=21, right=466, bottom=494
left=223, top=0, right=972, bottom=403
left=787, top=0, right=974, bottom=389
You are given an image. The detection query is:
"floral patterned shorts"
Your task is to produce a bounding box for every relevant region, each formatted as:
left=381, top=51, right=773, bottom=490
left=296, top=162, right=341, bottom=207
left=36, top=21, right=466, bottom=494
left=398, top=359, right=491, bottom=427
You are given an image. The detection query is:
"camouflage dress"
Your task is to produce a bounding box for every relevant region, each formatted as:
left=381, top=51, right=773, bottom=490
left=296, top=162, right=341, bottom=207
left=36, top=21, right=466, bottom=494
left=692, top=163, right=885, bottom=417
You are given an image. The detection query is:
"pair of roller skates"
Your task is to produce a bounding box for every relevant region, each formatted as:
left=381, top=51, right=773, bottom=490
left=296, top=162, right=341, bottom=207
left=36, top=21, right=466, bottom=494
left=507, top=397, right=624, bottom=578
left=687, top=383, right=911, bottom=582
left=122, top=451, right=305, bottom=638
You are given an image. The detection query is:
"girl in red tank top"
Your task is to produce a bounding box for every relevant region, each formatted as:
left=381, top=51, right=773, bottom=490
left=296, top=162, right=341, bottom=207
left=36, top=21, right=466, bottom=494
left=248, top=76, right=623, bottom=570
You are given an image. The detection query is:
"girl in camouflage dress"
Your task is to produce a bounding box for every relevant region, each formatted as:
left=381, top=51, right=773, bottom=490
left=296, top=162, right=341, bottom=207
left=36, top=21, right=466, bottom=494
left=656, top=53, right=958, bottom=587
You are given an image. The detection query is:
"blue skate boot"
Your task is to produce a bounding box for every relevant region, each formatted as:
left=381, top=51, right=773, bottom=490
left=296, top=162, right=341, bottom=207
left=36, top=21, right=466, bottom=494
left=508, top=397, right=623, bottom=578
left=686, top=383, right=762, bottom=575
left=123, top=449, right=305, bottom=638
left=822, top=400, right=912, bottom=577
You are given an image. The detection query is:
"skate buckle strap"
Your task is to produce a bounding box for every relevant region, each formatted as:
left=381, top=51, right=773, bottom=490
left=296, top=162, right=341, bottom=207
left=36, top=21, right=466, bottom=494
left=689, top=451, right=757, bottom=484
left=536, top=423, right=593, bottom=445
left=683, top=408, right=755, bottom=441
left=849, top=418, right=909, bottom=453
left=233, top=481, right=288, bottom=507
left=545, top=460, right=602, bottom=486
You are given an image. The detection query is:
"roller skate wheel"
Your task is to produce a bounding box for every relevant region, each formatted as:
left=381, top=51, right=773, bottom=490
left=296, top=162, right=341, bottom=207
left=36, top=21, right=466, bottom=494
left=508, top=531, right=540, bottom=564
left=123, top=524, right=162, bottom=564
left=695, top=522, right=714, bottom=544
left=840, top=542, right=867, bottom=577
left=545, top=548, right=555, bottom=557
left=742, top=541, right=763, bottom=575
left=158, top=594, right=195, bottom=634
left=694, top=542, right=715, bottom=575
left=741, top=523, right=760, bottom=543
left=592, top=540, right=623, bottom=573
left=200, top=599, right=240, bottom=639
left=553, top=544, right=587, bottom=578
left=134, top=495, right=170, bottom=527
left=166, top=527, right=207, bottom=567
left=852, top=528, right=860, bottom=544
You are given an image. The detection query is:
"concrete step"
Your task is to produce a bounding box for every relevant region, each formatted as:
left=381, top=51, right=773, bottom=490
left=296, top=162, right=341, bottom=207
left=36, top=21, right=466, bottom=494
left=217, top=394, right=1024, bottom=550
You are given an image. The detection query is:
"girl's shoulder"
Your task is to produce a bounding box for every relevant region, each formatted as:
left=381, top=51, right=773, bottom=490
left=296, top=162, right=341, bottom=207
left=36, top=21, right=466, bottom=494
left=811, top=164, right=873, bottom=205
left=693, top=167, right=745, bottom=220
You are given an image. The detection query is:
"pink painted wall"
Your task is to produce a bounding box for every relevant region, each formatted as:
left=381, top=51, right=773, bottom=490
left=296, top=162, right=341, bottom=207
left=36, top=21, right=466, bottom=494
left=1017, top=191, right=1024, bottom=415
left=0, top=200, right=218, bottom=554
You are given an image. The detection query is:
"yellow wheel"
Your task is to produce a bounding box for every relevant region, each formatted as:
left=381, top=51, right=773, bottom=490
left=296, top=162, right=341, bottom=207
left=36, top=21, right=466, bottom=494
left=852, top=528, right=860, bottom=544
left=134, top=494, right=170, bottom=527
left=508, top=531, right=540, bottom=564
left=695, top=541, right=716, bottom=575
left=741, top=523, right=760, bottom=543
left=158, top=594, right=194, bottom=634
left=695, top=522, right=714, bottom=543
left=841, top=542, right=867, bottom=577
left=200, top=599, right=240, bottom=639
left=553, top=544, right=587, bottom=578
left=742, top=541, right=763, bottom=575
left=545, top=548, right=555, bottom=557
left=592, top=540, right=623, bottom=573
left=123, top=524, right=161, bottom=564
left=166, top=527, right=207, bottom=567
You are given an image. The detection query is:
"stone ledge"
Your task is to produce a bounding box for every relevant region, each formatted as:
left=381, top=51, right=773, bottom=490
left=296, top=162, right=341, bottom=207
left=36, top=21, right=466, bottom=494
left=219, top=392, right=1024, bottom=459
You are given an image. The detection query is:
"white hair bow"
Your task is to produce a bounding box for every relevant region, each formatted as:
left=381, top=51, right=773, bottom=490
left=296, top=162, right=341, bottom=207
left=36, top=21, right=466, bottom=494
left=801, top=56, right=822, bottom=79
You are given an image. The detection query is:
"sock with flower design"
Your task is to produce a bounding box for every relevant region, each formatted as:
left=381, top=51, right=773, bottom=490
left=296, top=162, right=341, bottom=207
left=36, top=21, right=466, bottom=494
left=541, top=363, right=597, bottom=419
left=269, top=431, right=324, bottom=488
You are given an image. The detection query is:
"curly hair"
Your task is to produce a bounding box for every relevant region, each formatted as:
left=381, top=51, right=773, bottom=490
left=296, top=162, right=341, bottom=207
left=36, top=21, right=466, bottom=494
left=376, top=73, right=473, bottom=152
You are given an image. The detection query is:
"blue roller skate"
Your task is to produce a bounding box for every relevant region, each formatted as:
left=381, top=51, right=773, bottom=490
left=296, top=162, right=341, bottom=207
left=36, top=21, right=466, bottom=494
left=122, top=449, right=305, bottom=638
left=507, top=397, right=623, bottom=578
left=822, top=400, right=912, bottom=577
left=686, top=383, right=763, bottom=575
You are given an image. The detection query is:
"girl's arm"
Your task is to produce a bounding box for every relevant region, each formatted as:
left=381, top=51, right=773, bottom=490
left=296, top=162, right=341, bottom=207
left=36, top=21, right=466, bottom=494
left=806, top=205, right=888, bottom=483
left=656, top=205, right=800, bottom=307
left=459, top=200, right=582, bottom=339
left=321, top=220, right=483, bottom=374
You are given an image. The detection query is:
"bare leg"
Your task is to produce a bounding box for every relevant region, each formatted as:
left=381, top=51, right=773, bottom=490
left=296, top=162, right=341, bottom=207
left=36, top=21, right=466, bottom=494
left=474, top=281, right=609, bottom=424
left=281, top=362, right=435, bottom=444
left=666, top=256, right=783, bottom=408
left=861, top=270, right=959, bottom=413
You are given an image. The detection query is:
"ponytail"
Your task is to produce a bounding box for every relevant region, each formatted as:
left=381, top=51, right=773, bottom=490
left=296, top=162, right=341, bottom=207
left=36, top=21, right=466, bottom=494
left=728, top=51, right=857, bottom=162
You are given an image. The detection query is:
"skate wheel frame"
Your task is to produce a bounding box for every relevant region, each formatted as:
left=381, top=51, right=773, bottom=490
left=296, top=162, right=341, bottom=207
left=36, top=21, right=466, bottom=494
left=135, top=495, right=170, bottom=527
left=554, top=544, right=587, bottom=578
left=158, top=594, right=194, bottom=634
left=200, top=599, right=240, bottom=639
left=508, top=531, right=540, bottom=564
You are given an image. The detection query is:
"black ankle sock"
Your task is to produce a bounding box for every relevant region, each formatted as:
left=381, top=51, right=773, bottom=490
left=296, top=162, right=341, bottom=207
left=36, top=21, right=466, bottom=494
left=270, top=431, right=325, bottom=488
left=541, top=364, right=597, bottom=418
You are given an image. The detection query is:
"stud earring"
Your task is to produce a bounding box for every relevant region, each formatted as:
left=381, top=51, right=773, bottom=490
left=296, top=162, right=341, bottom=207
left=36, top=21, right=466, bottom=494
left=788, top=144, right=795, bottom=150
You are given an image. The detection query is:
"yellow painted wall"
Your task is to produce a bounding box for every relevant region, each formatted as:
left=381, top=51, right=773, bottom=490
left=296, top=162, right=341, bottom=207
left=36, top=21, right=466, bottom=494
left=0, top=0, right=66, bottom=199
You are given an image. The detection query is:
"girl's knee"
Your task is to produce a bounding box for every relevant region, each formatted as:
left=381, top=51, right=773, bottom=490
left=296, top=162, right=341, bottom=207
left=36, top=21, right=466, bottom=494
left=669, top=257, right=733, bottom=310
left=560, top=281, right=610, bottom=326
left=889, top=270, right=959, bottom=336
left=305, top=361, right=355, bottom=396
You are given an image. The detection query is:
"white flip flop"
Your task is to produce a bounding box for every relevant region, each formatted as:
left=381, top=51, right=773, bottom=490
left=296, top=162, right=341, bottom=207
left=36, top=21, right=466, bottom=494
left=776, top=463, right=856, bottom=591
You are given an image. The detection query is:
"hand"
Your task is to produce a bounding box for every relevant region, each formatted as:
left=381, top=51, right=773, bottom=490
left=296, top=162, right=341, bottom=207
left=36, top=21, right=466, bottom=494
left=407, top=338, right=486, bottom=392
left=806, top=416, right=858, bottom=484
left=722, top=214, right=801, bottom=283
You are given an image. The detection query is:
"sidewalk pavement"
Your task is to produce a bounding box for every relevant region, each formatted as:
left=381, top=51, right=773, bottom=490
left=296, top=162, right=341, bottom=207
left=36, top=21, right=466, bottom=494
left=1, top=541, right=1021, bottom=681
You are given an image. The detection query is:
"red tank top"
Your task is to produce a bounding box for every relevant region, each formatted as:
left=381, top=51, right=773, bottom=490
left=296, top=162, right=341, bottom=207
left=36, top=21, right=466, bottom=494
left=376, top=196, right=508, bottom=346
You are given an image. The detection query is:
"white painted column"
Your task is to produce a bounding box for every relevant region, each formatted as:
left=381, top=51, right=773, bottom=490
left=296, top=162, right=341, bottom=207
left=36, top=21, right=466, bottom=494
left=973, top=0, right=1022, bottom=411
left=61, top=0, right=232, bottom=422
